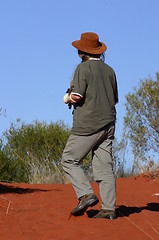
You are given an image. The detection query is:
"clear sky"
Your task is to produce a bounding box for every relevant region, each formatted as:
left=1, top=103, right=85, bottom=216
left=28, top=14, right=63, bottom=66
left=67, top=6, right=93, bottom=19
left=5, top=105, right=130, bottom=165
left=0, top=0, right=159, bottom=146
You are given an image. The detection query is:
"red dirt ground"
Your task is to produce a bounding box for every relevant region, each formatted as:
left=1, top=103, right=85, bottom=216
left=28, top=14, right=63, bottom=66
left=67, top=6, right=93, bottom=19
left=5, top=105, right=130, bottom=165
left=0, top=175, right=159, bottom=240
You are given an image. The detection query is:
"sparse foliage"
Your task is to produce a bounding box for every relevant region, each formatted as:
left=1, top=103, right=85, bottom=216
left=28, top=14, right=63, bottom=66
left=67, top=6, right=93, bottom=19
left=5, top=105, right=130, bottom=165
left=124, top=72, right=159, bottom=172
left=0, top=107, right=6, bottom=117
left=112, top=137, right=126, bottom=178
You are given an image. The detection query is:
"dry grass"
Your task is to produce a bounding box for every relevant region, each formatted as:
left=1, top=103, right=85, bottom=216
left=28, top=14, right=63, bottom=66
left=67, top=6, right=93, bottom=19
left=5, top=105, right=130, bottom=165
left=143, top=167, right=159, bottom=180
left=26, top=152, right=66, bottom=184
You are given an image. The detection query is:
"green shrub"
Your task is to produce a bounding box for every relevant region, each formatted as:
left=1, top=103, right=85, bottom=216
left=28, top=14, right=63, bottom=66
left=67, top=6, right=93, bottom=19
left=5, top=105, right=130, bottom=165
left=1, top=120, right=70, bottom=183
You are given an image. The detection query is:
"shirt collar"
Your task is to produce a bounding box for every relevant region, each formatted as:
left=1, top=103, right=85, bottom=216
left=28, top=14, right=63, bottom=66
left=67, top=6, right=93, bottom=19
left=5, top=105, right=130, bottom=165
left=89, top=57, right=101, bottom=61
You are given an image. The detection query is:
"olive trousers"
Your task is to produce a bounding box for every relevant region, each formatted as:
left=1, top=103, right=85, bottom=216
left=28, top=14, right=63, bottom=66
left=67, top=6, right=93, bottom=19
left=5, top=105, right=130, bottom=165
left=61, top=123, right=116, bottom=210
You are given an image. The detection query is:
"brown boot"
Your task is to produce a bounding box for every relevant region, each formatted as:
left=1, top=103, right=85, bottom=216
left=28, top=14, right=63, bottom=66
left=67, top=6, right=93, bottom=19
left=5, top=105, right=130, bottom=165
left=72, top=193, right=99, bottom=216
left=93, top=209, right=117, bottom=220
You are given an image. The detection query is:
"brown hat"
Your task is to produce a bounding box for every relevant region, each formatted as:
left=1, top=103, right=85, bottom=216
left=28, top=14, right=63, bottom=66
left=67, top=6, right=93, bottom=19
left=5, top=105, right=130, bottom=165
left=72, top=32, right=107, bottom=55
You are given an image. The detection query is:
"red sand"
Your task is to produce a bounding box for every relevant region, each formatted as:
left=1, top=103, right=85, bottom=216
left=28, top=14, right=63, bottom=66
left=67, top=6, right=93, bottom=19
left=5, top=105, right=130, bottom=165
left=0, top=175, right=159, bottom=240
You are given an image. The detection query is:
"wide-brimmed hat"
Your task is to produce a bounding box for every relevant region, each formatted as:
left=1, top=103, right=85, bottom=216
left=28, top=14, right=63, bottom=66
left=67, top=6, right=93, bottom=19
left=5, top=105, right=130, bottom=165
left=72, top=32, right=107, bottom=55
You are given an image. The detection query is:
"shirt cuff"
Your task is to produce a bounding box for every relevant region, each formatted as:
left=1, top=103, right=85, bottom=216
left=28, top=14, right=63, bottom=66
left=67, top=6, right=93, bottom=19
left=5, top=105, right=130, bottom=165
left=71, top=92, right=83, bottom=98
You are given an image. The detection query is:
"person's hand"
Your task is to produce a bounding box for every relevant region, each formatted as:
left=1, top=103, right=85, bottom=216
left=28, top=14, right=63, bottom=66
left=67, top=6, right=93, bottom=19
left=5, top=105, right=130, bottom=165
left=63, top=93, right=72, bottom=104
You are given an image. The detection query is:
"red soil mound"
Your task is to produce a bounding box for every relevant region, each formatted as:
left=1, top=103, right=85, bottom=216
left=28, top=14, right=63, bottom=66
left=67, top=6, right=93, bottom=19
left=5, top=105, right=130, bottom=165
left=0, top=175, right=159, bottom=240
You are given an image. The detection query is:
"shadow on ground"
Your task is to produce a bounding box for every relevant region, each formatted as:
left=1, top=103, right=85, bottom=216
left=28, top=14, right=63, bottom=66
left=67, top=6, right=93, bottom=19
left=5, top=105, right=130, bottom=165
left=86, top=203, right=159, bottom=218
left=0, top=183, right=48, bottom=194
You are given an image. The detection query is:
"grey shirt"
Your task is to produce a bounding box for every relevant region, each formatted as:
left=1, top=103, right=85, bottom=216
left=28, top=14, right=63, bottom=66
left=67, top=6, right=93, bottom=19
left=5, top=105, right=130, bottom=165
left=71, top=59, right=118, bottom=135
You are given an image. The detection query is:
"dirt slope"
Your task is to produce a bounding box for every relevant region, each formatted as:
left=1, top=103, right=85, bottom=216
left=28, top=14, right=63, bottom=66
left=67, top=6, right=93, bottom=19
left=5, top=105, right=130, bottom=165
left=0, top=175, right=159, bottom=240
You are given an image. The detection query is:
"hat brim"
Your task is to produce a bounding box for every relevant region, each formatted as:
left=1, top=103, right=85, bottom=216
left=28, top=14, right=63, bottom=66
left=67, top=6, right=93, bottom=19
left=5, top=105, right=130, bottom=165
left=72, top=40, right=107, bottom=54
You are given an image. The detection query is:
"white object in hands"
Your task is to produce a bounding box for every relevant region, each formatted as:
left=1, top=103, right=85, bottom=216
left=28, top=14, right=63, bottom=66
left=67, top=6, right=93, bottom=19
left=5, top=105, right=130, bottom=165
left=63, top=93, right=76, bottom=104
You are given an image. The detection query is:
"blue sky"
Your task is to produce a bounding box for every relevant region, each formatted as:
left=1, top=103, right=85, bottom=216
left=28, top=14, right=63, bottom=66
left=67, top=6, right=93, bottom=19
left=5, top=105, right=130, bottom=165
left=0, top=0, right=159, bottom=149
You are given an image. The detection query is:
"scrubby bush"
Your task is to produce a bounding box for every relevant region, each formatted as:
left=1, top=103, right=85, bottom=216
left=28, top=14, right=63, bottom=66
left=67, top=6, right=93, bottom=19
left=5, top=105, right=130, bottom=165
left=1, top=120, right=70, bottom=183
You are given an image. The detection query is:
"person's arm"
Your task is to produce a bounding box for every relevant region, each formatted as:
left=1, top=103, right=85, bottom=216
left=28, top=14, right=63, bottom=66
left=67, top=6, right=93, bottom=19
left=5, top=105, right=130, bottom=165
left=110, top=70, right=118, bottom=105
left=63, top=64, right=86, bottom=104
left=71, top=93, right=83, bottom=103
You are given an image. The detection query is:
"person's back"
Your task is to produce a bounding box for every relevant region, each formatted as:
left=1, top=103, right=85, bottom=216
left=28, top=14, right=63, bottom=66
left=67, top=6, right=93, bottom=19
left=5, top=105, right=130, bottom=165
left=72, top=59, right=118, bottom=135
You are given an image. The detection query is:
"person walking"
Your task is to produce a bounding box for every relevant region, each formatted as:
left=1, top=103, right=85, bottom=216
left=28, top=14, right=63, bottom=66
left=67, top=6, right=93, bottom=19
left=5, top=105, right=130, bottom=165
left=62, top=32, right=118, bottom=219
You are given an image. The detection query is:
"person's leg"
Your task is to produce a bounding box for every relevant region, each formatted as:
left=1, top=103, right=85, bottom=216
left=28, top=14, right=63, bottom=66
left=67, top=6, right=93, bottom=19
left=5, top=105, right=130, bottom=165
left=61, top=134, right=92, bottom=198
left=92, top=124, right=116, bottom=217
left=61, top=131, right=105, bottom=199
left=62, top=132, right=107, bottom=216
